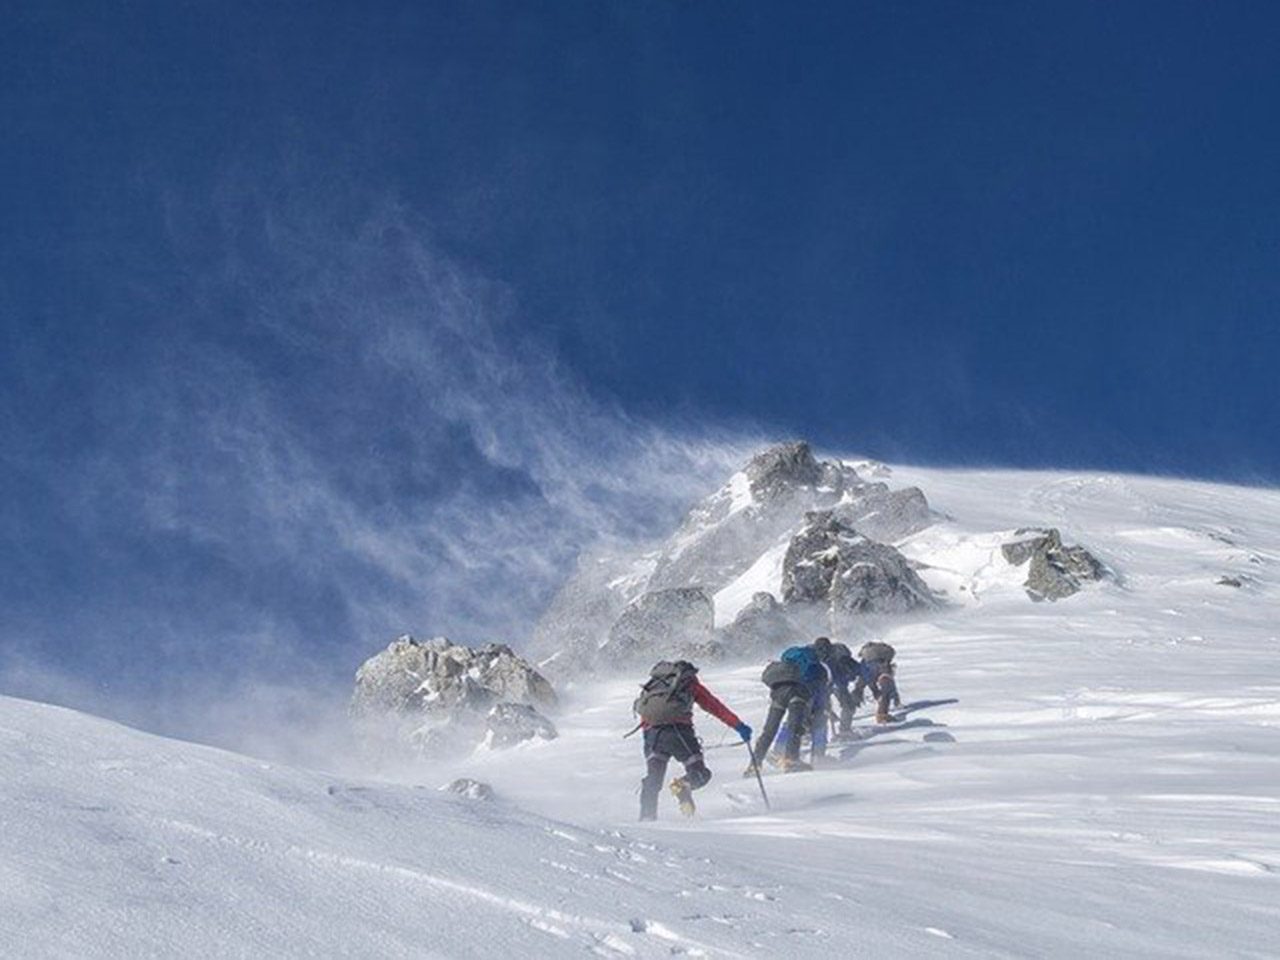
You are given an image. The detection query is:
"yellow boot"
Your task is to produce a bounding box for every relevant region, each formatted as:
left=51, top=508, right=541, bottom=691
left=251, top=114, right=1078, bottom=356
left=669, top=778, right=696, bottom=817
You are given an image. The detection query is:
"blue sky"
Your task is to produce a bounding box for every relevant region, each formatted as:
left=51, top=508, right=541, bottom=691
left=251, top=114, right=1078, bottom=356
left=3, top=3, right=1279, bottom=739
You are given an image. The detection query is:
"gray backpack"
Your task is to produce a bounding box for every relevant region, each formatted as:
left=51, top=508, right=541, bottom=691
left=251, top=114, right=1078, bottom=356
left=859, top=641, right=896, bottom=663
left=634, top=661, right=698, bottom=725
left=761, top=659, right=804, bottom=688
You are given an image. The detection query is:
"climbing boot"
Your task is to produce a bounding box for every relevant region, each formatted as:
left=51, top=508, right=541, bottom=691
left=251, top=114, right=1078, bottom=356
left=669, top=778, right=696, bottom=817
left=779, top=756, right=812, bottom=774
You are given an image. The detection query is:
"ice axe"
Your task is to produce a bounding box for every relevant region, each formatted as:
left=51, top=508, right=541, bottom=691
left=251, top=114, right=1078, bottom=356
left=743, top=741, right=771, bottom=812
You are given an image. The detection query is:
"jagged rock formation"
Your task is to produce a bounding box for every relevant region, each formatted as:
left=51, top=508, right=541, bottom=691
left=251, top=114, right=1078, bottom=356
left=530, top=441, right=937, bottom=675
left=601, top=587, right=717, bottom=666
left=351, top=636, right=557, bottom=758
left=645, top=442, right=868, bottom=594
left=745, top=440, right=826, bottom=498
left=484, top=702, right=558, bottom=749
left=1001, top=528, right=1106, bottom=601
left=782, top=511, right=936, bottom=616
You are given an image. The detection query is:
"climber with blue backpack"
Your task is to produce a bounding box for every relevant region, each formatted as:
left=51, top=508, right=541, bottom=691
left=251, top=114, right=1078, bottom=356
left=747, top=640, right=831, bottom=774
left=632, top=660, right=751, bottom=820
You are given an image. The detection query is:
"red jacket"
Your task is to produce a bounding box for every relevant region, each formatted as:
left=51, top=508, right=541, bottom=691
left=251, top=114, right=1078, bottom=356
left=641, top=678, right=743, bottom=730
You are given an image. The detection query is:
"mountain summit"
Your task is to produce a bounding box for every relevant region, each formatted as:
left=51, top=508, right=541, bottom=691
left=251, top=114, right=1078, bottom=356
left=531, top=442, right=942, bottom=673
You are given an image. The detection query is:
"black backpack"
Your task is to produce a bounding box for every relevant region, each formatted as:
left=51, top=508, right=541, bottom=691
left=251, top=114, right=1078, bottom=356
left=633, top=661, right=699, bottom=725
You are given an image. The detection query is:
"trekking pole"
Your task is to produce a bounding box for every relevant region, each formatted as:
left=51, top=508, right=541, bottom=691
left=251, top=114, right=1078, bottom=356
left=744, top=742, right=771, bottom=812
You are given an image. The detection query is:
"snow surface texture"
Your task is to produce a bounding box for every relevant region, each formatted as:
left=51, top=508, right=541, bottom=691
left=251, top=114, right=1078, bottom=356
left=5, top=464, right=1280, bottom=957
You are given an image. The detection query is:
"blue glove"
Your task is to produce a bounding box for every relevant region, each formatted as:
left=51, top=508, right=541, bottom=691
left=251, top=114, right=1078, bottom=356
left=735, top=722, right=753, bottom=743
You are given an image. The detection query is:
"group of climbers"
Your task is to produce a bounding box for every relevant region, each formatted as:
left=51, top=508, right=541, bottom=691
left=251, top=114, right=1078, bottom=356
left=631, top=638, right=901, bottom=820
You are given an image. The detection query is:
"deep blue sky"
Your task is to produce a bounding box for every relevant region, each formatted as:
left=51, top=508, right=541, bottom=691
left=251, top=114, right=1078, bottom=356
left=3, top=2, right=1280, bottom=736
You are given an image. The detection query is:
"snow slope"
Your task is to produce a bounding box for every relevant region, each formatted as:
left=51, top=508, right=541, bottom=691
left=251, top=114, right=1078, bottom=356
left=5, top=465, right=1280, bottom=957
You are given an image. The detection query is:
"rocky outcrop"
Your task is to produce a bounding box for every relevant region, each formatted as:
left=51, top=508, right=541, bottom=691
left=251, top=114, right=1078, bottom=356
left=645, top=442, right=868, bottom=595
left=529, top=440, right=939, bottom=675
left=601, top=587, right=717, bottom=666
left=717, top=592, right=805, bottom=654
left=1001, top=528, right=1106, bottom=601
left=832, top=483, right=933, bottom=544
left=351, top=636, right=556, bottom=759
left=782, top=511, right=936, bottom=617
left=744, top=441, right=826, bottom=500
left=484, top=702, right=558, bottom=749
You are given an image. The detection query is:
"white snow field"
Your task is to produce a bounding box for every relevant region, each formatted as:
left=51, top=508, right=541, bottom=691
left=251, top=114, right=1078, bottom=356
left=5, top=466, right=1280, bottom=958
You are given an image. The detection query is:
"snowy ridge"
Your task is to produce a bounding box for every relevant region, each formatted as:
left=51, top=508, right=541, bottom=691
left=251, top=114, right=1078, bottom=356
left=711, top=538, right=789, bottom=626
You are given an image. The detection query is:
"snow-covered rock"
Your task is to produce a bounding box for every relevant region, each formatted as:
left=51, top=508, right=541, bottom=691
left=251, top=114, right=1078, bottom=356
left=1001, top=527, right=1107, bottom=601
left=439, top=777, right=496, bottom=800
left=484, top=702, right=558, bottom=749
left=531, top=441, right=938, bottom=673
left=351, top=636, right=556, bottom=758
left=716, top=591, right=805, bottom=654
left=645, top=441, right=864, bottom=595
left=832, top=482, right=933, bottom=543
left=782, top=510, right=936, bottom=617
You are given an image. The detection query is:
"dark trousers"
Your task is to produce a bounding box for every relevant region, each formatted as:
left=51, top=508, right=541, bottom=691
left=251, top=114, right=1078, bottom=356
left=640, top=724, right=710, bottom=820
left=752, top=682, right=809, bottom=764
left=831, top=683, right=859, bottom=734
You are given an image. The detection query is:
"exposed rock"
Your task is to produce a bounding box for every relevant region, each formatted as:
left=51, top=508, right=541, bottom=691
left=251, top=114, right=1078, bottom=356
left=528, top=440, right=938, bottom=673
left=782, top=511, right=936, bottom=617
left=717, top=592, right=805, bottom=653
left=645, top=442, right=869, bottom=595
left=1216, top=576, right=1244, bottom=588
left=833, top=483, right=934, bottom=544
left=1001, top=528, right=1106, bottom=601
left=351, top=636, right=556, bottom=759
left=484, top=702, right=558, bottom=749
left=846, top=458, right=892, bottom=479
left=1001, top=533, right=1045, bottom=567
left=352, top=635, right=556, bottom=720
left=439, top=778, right=495, bottom=801
left=745, top=441, right=826, bottom=500
left=601, top=587, right=717, bottom=666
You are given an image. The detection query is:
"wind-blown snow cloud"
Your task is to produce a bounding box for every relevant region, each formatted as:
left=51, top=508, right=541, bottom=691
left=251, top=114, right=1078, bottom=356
left=0, top=184, right=759, bottom=753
